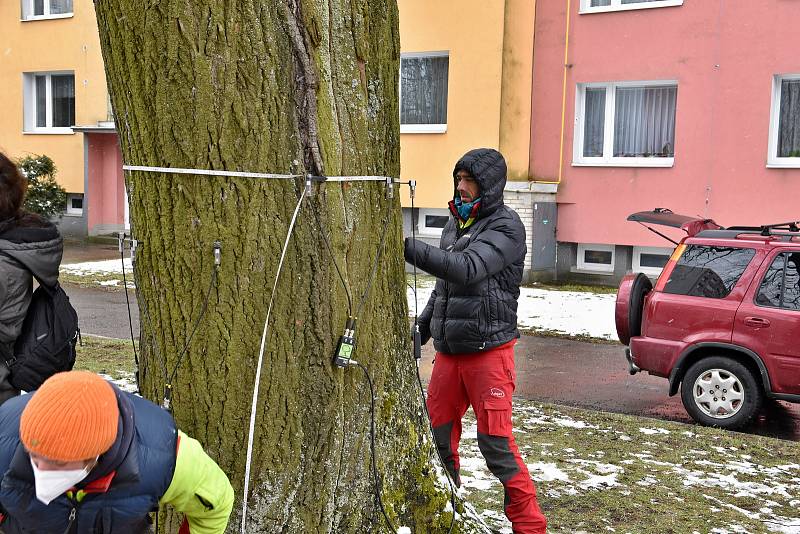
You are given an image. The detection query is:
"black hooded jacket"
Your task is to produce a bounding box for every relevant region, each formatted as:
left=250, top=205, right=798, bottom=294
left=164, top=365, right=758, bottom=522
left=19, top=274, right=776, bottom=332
left=0, top=215, right=63, bottom=361
left=404, top=148, right=526, bottom=354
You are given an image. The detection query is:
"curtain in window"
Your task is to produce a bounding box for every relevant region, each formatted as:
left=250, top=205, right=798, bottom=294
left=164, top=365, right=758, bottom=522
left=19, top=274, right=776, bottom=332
left=51, top=75, right=75, bottom=128
left=400, top=57, right=449, bottom=125
left=33, top=0, right=45, bottom=16
left=583, top=88, right=606, bottom=157
left=778, top=79, right=800, bottom=158
left=49, top=0, right=73, bottom=15
left=614, top=85, right=676, bottom=157
left=35, top=75, right=47, bottom=128
left=590, top=0, right=611, bottom=6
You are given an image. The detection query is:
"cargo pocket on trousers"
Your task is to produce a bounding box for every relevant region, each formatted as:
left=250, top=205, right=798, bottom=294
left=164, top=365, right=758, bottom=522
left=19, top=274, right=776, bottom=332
left=483, top=397, right=512, bottom=436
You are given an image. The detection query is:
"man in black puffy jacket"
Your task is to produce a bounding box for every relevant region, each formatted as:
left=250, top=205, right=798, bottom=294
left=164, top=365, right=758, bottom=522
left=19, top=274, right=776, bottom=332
left=404, top=148, right=546, bottom=534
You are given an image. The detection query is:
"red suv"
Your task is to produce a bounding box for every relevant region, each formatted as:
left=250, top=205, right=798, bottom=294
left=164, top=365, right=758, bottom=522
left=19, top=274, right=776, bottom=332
left=616, top=209, right=800, bottom=429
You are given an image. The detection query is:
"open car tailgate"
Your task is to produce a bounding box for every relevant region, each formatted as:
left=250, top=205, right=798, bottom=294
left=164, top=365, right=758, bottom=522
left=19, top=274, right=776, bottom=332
left=627, top=208, right=722, bottom=237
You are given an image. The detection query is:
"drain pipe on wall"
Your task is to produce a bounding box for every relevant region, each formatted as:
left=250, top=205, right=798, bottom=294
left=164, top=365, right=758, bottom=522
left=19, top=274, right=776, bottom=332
left=556, top=0, right=572, bottom=186
left=538, top=0, right=571, bottom=281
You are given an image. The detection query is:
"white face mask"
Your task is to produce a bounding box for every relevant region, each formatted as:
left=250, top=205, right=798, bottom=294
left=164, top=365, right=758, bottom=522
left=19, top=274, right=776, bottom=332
left=30, top=458, right=94, bottom=506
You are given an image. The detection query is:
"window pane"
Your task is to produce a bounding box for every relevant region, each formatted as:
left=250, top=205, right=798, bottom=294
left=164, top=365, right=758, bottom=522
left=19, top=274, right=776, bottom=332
left=34, top=0, right=45, bottom=16
left=35, top=75, right=47, bottom=128
left=583, top=88, right=606, bottom=157
left=783, top=253, right=800, bottom=310
left=640, top=252, right=670, bottom=269
left=614, top=85, right=677, bottom=157
left=756, top=254, right=785, bottom=307
left=664, top=246, right=755, bottom=299
left=584, top=249, right=612, bottom=265
left=70, top=196, right=83, bottom=210
left=401, top=56, right=449, bottom=125
left=778, top=79, right=800, bottom=158
left=425, top=215, right=449, bottom=229
left=621, top=0, right=665, bottom=4
left=591, top=0, right=612, bottom=5
left=51, top=75, right=75, bottom=128
left=49, top=0, right=72, bottom=15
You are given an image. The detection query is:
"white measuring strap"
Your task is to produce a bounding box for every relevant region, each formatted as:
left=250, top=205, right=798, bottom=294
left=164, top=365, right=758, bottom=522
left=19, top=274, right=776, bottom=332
left=240, top=187, right=307, bottom=533
left=123, top=165, right=301, bottom=180
left=123, top=164, right=396, bottom=182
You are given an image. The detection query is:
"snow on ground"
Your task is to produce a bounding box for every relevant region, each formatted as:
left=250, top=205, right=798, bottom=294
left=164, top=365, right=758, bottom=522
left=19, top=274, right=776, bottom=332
left=408, top=277, right=618, bottom=340
left=62, top=258, right=132, bottom=275
left=64, top=259, right=619, bottom=339
left=98, top=373, right=800, bottom=533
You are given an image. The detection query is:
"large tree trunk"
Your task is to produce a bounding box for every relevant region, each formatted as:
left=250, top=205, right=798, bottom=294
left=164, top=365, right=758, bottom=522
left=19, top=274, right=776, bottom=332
left=94, top=1, right=484, bottom=532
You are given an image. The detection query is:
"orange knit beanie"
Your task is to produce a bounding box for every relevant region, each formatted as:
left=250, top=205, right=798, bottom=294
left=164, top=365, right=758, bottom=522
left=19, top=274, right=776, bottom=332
left=20, top=371, right=119, bottom=462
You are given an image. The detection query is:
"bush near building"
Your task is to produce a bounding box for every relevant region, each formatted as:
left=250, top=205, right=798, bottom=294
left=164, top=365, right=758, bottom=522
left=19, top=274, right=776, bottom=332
left=18, top=154, right=67, bottom=219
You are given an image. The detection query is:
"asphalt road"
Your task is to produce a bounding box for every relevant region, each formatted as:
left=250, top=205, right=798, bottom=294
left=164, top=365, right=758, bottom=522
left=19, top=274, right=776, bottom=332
left=65, top=284, right=139, bottom=339
left=419, top=334, right=800, bottom=441
left=64, top=283, right=800, bottom=441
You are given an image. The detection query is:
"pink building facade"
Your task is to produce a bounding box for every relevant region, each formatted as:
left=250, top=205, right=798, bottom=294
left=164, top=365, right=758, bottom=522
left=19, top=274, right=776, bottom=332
left=530, top=0, right=800, bottom=283
left=72, top=125, right=127, bottom=236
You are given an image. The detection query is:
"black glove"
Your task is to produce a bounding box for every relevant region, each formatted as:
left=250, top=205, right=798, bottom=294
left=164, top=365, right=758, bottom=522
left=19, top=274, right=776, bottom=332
left=404, top=237, right=424, bottom=264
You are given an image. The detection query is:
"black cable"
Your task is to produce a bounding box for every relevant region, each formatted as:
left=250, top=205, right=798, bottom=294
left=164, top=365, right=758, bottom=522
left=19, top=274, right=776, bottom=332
left=409, top=188, right=458, bottom=534
left=167, top=265, right=218, bottom=386
left=122, top=174, right=168, bottom=392
left=120, top=239, right=139, bottom=384
left=415, top=366, right=458, bottom=534
left=131, top=261, right=169, bottom=386
left=310, top=202, right=353, bottom=316
left=355, top=361, right=397, bottom=534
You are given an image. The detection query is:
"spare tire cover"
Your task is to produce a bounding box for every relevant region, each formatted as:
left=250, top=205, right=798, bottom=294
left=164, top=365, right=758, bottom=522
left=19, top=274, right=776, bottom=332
left=615, top=272, right=653, bottom=345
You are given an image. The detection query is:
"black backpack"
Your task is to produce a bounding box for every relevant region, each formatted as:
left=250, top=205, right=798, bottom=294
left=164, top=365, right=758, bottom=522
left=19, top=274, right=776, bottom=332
left=7, top=280, right=80, bottom=392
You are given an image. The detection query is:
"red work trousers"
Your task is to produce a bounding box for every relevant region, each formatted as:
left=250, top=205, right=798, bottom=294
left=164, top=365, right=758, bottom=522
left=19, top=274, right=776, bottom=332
left=427, top=340, right=547, bottom=534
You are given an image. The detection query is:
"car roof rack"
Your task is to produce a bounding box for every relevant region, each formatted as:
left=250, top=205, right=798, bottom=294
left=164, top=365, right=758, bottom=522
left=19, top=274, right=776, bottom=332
left=695, top=222, right=800, bottom=241
left=725, top=222, right=800, bottom=236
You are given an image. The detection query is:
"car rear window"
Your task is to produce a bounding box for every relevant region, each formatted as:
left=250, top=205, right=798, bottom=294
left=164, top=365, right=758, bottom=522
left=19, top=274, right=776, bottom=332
left=663, top=245, right=755, bottom=298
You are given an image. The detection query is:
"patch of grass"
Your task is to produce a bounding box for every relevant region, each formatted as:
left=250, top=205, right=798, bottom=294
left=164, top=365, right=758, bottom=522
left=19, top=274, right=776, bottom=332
left=60, top=271, right=130, bottom=290
left=74, top=335, right=136, bottom=380
left=519, top=327, right=619, bottom=344
left=458, top=401, right=800, bottom=533
left=526, top=281, right=618, bottom=295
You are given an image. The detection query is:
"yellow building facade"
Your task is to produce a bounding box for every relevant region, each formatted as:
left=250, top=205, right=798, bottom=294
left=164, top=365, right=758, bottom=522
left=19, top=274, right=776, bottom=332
left=398, top=0, right=535, bottom=209
left=0, top=1, right=537, bottom=247
left=0, top=0, right=109, bottom=196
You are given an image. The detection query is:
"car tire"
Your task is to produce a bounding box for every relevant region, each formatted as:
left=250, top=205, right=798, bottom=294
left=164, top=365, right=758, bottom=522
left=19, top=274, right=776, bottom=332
left=680, top=356, right=762, bottom=430
left=628, top=273, right=652, bottom=339
left=615, top=272, right=653, bottom=345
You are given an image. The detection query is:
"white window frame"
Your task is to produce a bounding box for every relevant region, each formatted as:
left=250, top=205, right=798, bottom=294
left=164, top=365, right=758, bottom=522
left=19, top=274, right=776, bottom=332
left=767, top=74, right=800, bottom=168
left=417, top=208, right=450, bottom=236
left=400, top=51, right=449, bottom=134
left=577, top=243, right=615, bottom=273
left=573, top=80, right=677, bottom=168
left=21, top=0, right=73, bottom=21
left=22, top=71, right=75, bottom=134
left=65, top=193, right=84, bottom=216
left=632, top=246, right=672, bottom=277
left=579, top=0, right=683, bottom=14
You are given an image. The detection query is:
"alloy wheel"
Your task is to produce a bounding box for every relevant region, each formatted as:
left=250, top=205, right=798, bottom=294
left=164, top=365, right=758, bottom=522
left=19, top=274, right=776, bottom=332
left=692, top=368, right=744, bottom=419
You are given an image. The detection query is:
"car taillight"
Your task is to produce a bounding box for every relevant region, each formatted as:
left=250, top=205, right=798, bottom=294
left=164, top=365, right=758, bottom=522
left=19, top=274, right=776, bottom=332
left=654, top=244, right=686, bottom=292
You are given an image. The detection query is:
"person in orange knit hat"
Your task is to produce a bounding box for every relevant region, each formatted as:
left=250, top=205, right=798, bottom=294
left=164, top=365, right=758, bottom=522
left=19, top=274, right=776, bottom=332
left=0, top=371, right=233, bottom=533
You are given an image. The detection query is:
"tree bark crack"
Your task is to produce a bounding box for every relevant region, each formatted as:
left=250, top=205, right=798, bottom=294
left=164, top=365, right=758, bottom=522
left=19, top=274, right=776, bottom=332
left=283, top=0, right=325, bottom=175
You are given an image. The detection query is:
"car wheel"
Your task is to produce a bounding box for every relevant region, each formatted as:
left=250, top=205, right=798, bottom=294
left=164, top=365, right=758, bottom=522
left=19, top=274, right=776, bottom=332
left=680, top=356, right=762, bottom=430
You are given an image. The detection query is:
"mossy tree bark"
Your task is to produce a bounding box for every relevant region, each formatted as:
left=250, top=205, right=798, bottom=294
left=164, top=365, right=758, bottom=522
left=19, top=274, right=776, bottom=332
left=94, top=1, right=485, bottom=532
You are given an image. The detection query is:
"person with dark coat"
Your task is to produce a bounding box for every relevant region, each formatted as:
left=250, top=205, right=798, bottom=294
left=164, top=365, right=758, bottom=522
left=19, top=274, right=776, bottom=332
left=0, top=371, right=234, bottom=532
left=0, top=153, right=63, bottom=405
left=404, top=148, right=547, bottom=534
